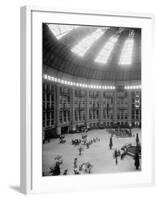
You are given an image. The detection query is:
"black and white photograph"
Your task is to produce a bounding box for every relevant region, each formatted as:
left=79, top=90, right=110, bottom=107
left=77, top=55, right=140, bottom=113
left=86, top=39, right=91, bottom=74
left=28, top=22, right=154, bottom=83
left=42, top=23, right=141, bottom=176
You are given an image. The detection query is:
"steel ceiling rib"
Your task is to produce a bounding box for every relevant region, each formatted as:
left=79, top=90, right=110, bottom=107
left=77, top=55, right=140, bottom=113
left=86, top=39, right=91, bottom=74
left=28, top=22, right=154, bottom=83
left=43, top=24, right=141, bottom=81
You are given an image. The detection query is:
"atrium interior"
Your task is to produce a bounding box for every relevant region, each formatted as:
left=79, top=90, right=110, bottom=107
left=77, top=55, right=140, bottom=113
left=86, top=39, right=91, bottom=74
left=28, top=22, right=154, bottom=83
left=42, top=23, right=141, bottom=176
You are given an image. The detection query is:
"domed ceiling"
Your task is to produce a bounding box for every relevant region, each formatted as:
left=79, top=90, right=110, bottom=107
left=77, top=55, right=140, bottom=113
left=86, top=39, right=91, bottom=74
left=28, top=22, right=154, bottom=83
left=43, top=23, right=141, bottom=81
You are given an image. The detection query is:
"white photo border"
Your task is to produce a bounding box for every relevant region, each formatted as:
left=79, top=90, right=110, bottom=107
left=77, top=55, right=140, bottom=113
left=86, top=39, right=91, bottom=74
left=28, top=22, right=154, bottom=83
left=20, top=6, right=154, bottom=194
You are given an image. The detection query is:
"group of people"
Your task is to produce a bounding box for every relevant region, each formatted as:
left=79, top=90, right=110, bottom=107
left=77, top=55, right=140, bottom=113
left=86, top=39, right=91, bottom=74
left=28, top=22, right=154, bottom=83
left=49, top=131, right=141, bottom=176
left=59, top=135, right=66, bottom=144
left=109, top=133, right=141, bottom=170
left=73, top=158, right=93, bottom=175
left=85, top=137, right=100, bottom=149
left=49, top=162, right=61, bottom=176
left=72, top=138, right=81, bottom=146
left=49, top=162, right=69, bottom=176
left=72, top=134, right=101, bottom=155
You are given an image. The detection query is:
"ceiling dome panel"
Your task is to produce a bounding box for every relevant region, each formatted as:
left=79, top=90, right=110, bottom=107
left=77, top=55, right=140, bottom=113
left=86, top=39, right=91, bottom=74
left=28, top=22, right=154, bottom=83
left=43, top=23, right=141, bottom=81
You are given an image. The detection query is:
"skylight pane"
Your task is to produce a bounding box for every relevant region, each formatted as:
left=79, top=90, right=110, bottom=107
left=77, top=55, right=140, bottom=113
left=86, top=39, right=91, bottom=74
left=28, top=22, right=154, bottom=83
left=71, top=28, right=105, bottom=57
left=48, top=24, right=78, bottom=40
left=95, top=36, right=119, bottom=64
left=119, top=40, right=134, bottom=65
left=119, top=31, right=135, bottom=65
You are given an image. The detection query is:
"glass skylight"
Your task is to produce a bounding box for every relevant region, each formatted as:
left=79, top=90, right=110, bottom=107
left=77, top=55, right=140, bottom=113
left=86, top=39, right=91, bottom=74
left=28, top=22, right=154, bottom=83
left=119, top=31, right=135, bottom=65
left=48, top=24, right=78, bottom=40
left=94, top=35, right=119, bottom=64
left=71, top=28, right=106, bottom=57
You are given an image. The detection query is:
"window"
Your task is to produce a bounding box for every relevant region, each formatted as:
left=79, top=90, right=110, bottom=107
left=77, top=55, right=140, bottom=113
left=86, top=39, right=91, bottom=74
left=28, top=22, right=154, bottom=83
left=51, top=95, right=54, bottom=102
left=97, top=110, right=99, bottom=118
left=75, top=111, right=78, bottom=121
left=64, top=111, right=66, bottom=122
left=68, top=96, right=70, bottom=103
left=95, top=35, right=119, bottom=64
left=48, top=24, right=78, bottom=40
left=119, top=31, right=134, bottom=65
left=59, top=111, right=63, bottom=123
left=71, top=28, right=105, bottom=57
left=47, top=94, right=50, bottom=101
left=43, top=112, right=45, bottom=121
left=47, top=120, right=50, bottom=126
left=103, top=112, right=106, bottom=119
left=83, top=113, right=86, bottom=120
left=47, top=112, right=50, bottom=120
left=79, top=111, right=81, bottom=121
left=89, top=110, right=92, bottom=120
left=43, top=102, right=45, bottom=110
left=68, top=111, right=70, bottom=121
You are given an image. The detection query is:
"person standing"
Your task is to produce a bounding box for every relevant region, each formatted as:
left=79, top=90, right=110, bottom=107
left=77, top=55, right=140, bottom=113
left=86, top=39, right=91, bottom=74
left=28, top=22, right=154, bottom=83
left=79, top=146, right=83, bottom=156
left=109, top=136, right=113, bottom=150
left=63, top=169, right=68, bottom=175
left=114, top=149, right=118, bottom=165
left=74, top=158, right=78, bottom=169
left=51, top=162, right=60, bottom=176
left=117, top=149, right=121, bottom=157
left=136, top=133, right=139, bottom=146
left=86, top=142, right=89, bottom=149
left=134, top=152, right=140, bottom=170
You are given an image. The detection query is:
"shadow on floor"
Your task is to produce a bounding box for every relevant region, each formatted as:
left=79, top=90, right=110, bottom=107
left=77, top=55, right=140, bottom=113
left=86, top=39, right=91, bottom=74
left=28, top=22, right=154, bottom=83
left=9, top=185, right=21, bottom=193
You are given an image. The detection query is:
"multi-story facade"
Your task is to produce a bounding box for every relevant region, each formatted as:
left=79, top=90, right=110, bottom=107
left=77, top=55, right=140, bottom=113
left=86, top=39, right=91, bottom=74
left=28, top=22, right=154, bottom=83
left=42, top=75, right=141, bottom=140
